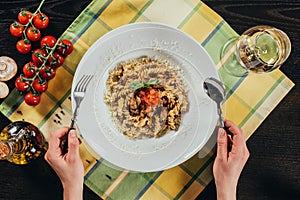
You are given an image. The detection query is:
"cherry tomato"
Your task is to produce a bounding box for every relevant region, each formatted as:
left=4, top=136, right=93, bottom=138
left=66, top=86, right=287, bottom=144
left=15, top=77, right=29, bottom=91
left=32, top=49, right=46, bottom=65
left=33, top=79, right=48, bottom=93
left=48, top=52, right=64, bottom=68
left=39, top=66, right=56, bottom=81
left=18, top=10, right=32, bottom=25
left=40, top=35, right=57, bottom=48
left=16, top=39, right=31, bottom=54
left=24, top=91, right=41, bottom=106
left=56, top=39, right=73, bottom=56
left=10, top=22, right=25, bottom=37
left=26, top=26, right=41, bottom=42
left=23, top=62, right=38, bottom=78
left=33, top=13, right=49, bottom=29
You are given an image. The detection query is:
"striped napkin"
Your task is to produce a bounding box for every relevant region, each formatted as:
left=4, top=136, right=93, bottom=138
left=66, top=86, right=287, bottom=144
left=0, top=0, right=294, bottom=199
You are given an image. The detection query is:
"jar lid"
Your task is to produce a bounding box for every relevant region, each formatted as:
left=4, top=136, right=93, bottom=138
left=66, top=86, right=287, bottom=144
left=0, top=81, right=9, bottom=98
left=0, top=56, right=18, bottom=81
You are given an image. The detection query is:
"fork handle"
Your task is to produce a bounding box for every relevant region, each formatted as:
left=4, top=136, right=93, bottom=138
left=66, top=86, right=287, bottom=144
left=59, top=103, right=81, bottom=154
left=59, top=116, right=77, bottom=154
left=59, top=127, right=74, bottom=155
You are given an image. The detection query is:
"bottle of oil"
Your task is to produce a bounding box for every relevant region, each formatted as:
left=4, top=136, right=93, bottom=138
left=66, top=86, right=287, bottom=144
left=0, top=121, right=47, bottom=165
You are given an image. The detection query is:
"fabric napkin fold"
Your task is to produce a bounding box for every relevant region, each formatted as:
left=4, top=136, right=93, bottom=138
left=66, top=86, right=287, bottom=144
left=0, top=0, right=294, bottom=199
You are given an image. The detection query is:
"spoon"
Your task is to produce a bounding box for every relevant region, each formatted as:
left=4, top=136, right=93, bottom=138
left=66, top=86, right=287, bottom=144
left=203, top=77, right=226, bottom=128
left=202, top=77, right=233, bottom=153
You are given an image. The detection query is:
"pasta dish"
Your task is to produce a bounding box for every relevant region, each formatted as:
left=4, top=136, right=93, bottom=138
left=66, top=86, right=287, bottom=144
left=104, top=56, right=189, bottom=139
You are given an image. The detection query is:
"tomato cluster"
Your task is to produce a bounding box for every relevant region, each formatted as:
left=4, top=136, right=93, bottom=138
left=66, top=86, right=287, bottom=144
left=10, top=1, right=74, bottom=106
left=10, top=8, right=49, bottom=54
left=15, top=36, right=73, bottom=105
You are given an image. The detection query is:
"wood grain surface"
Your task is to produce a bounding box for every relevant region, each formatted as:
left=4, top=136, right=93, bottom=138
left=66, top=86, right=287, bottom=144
left=0, top=1, right=299, bottom=200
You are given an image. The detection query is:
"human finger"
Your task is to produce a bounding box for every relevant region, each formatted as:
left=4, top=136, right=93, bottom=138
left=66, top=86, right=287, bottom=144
left=225, top=120, right=242, bottom=136
left=216, top=128, right=228, bottom=161
left=225, top=120, right=245, bottom=144
left=45, top=127, right=69, bottom=160
left=48, top=127, right=69, bottom=146
left=67, top=130, right=80, bottom=161
left=225, top=120, right=248, bottom=157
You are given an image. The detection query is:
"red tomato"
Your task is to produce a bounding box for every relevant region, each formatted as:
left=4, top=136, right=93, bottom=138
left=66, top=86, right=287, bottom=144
left=56, top=39, right=73, bottom=56
left=33, top=13, right=49, bottom=29
left=23, top=62, right=38, bottom=78
left=10, top=22, right=25, bottom=37
left=32, top=49, right=47, bottom=65
left=15, top=77, right=29, bottom=91
left=16, top=39, right=31, bottom=54
left=18, top=10, right=32, bottom=25
left=24, top=91, right=41, bottom=106
left=48, top=52, right=64, bottom=68
left=39, top=66, right=56, bottom=81
left=33, top=79, right=48, bottom=93
left=40, top=35, right=57, bottom=48
left=26, top=26, right=41, bottom=42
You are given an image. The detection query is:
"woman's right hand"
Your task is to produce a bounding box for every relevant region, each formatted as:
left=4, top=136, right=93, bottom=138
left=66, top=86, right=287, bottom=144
left=44, top=127, right=84, bottom=200
left=213, top=120, right=250, bottom=200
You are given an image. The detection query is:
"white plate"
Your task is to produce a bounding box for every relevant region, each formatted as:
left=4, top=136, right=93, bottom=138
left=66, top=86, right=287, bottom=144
left=73, top=22, right=218, bottom=172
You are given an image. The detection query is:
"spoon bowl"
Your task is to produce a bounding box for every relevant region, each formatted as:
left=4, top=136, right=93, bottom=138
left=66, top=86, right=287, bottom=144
left=203, top=77, right=226, bottom=128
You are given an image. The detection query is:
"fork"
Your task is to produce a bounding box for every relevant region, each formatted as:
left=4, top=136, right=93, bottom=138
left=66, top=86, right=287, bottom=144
left=59, top=74, right=94, bottom=154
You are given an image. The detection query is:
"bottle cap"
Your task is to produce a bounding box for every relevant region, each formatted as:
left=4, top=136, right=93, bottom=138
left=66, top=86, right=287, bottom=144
left=0, top=81, right=9, bottom=98
left=0, top=56, right=18, bottom=81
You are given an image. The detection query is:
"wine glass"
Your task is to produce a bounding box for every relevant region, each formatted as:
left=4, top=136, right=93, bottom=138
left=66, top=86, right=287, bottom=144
left=221, top=25, right=291, bottom=76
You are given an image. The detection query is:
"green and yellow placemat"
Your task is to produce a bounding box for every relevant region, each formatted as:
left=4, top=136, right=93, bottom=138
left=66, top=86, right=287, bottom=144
left=0, top=0, right=294, bottom=199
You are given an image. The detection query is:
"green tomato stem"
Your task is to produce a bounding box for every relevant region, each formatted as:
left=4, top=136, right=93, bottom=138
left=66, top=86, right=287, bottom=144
left=21, top=0, right=45, bottom=40
left=26, top=36, right=62, bottom=94
left=16, top=0, right=65, bottom=95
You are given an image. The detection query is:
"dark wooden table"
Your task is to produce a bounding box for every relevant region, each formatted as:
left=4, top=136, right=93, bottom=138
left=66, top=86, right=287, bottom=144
left=0, top=1, right=299, bottom=199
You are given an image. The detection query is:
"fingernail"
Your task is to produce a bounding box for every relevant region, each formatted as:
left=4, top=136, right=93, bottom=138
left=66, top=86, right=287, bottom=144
left=70, top=131, right=76, bottom=138
left=219, top=128, right=225, bottom=136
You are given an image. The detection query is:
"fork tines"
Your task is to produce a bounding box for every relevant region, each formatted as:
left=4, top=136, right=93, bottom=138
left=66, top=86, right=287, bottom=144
left=75, top=75, right=94, bottom=92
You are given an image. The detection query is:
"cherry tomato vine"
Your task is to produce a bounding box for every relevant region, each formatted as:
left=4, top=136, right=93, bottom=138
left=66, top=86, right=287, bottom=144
left=11, top=0, right=74, bottom=106
left=10, top=0, right=49, bottom=53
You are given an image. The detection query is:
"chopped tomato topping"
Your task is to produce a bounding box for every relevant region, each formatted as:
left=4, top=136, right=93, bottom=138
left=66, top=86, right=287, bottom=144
left=138, top=87, right=161, bottom=113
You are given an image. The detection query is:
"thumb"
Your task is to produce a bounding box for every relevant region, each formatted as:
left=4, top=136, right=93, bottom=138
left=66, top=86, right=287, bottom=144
left=67, top=130, right=80, bottom=160
left=216, top=128, right=228, bottom=161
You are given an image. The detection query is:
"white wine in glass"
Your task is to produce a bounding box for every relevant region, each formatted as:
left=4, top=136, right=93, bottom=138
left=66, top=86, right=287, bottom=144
left=236, top=25, right=291, bottom=73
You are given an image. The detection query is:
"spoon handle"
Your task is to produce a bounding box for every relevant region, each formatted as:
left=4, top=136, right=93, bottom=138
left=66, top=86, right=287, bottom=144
left=217, top=104, right=225, bottom=128
left=217, top=104, right=233, bottom=151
